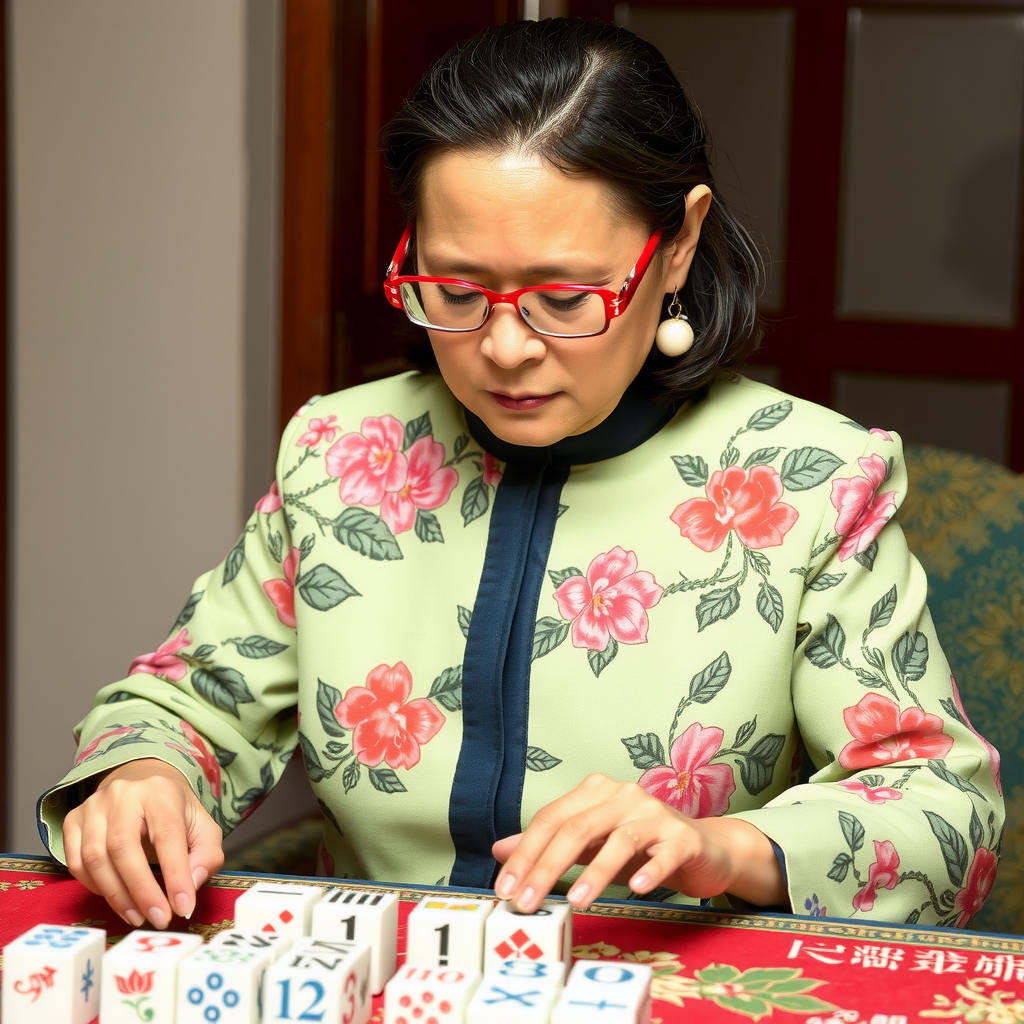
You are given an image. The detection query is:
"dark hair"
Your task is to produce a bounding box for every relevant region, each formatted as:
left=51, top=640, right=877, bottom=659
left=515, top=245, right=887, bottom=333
left=382, top=17, right=763, bottom=401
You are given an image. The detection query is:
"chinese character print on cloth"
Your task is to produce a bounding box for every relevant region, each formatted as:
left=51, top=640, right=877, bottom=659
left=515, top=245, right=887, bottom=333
left=37, top=371, right=1003, bottom=925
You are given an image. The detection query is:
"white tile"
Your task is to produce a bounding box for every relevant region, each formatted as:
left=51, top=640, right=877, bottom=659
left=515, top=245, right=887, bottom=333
left=551, top=961, right=653, bottom=1023
left=484, top=900, right=573, bottom=978
left=1, top=924, right=105, bottom=1024
left=177, top=944, right=273, bottom=1024
left=405, top=896, right=495, bottom=972
left=101, top=929, right=203, bottom=1024
left=384, top=965, right=482, bottom=1024
left=312, top=887, right=399, bottom=994
left=468, top=961, right=563, bottom=1022
left=233, top=881, right=325, bottom=938
left=208, top=930, right=294, bottom=961
left=266, top=940, right=372, bottom=1024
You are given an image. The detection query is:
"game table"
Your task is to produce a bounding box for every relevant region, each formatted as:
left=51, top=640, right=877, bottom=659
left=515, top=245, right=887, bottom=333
left=2, top=854, right=1022, bottom=1023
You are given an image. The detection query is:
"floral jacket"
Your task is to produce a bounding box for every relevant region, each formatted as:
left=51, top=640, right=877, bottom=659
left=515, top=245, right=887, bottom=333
left=39, top=371, right=1004, bottom=925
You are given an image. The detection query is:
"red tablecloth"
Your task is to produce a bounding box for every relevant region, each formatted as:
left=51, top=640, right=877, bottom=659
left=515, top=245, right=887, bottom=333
left=2, top=855, right=1022, bottom=1023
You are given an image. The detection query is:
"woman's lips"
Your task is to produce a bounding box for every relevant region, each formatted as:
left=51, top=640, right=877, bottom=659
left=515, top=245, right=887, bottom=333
left=489, top=391, right=559, bottom=411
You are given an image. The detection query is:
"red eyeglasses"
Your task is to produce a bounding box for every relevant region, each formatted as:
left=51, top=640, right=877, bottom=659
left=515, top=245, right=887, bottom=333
left=382, top=224, right=663, bottom=338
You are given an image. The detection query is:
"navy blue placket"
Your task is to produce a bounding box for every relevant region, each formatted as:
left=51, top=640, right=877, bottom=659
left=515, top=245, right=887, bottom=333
left=448, top=457, right=568, bottom=888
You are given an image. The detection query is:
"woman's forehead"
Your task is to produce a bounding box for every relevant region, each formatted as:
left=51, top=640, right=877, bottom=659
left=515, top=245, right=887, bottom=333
left=417, top=149, right=646, bottom=270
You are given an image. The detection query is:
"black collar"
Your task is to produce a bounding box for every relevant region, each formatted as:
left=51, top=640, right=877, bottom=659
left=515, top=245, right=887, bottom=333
left=464, top=385, right=679, bottom=468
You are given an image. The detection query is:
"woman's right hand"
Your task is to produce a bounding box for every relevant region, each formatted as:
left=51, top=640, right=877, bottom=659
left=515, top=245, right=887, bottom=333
left=63, top=757, right=224, bottom=930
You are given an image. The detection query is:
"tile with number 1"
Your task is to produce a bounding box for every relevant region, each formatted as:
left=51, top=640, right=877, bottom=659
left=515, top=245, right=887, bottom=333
left=406, top=897, right=495, bottom=971
left=311, top=887, right=399, bottom=993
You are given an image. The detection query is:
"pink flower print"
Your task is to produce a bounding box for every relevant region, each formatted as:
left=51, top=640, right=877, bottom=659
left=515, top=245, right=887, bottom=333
left=836, top=778, right=903, bottom=804
left=670, top=465, right=799, bottom=553
left=165, top=721, right=222, bottom=800
left=483, top=453, right=503, bottom=487
left=954, top=846, right=998, bottom=927
left=839, top=693, right=953, bottom=770
left=553, top=546, right=663, bottom=652
left=852, top=839, right=900, bottom=912
left=297, top=415, right=338, bottom=448
left=869, top=428, right=893, bottom=441
left=263, top=548, right=300, bottom=629
left=255, top=480, right=283, bottom=514
left=830, top=454, right=898, bottom=561
left=639, top=723, right=736, bottom=817
left=335, top=662, right=446, bottom=770
left=128, top=628, right=192, bottom=681
left=325, top=416, right=408, bottom=508
left=379, top=436, right=459, bottom=535
left=949, top=675, right=1002, bottom=796
left=74, top=727, right=135, bottom=766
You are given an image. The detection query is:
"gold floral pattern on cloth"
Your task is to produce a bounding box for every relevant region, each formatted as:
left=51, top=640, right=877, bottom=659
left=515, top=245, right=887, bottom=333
left=899, top=446, right=1024, bottom=582
left=921, top=977, right=1024, bottom=1022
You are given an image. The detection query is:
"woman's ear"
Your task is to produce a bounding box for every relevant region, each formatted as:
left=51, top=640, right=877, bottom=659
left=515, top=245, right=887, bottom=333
left=664, top=184, right=713, bottom=292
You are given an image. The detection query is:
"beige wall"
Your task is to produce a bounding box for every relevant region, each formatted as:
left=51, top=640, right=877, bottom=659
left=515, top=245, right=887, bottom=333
left=7, top=0, right=310, bottom=854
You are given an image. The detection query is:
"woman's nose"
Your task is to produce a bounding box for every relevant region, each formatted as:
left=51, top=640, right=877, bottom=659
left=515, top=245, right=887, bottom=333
left=479, top=304, right=547, bottom=367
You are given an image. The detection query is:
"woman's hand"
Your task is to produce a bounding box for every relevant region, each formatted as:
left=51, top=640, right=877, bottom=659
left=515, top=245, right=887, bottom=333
left=63, top=757, right=224, bottom=930
left=491, top=773, right=786, bottom=912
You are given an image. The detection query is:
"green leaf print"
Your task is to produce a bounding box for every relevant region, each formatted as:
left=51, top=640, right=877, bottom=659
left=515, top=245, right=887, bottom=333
left=299, top=733, right=328, bottom=783
left=415, top=510, right=444, bottom=544
left=621, top=733, right=667, bottom=771
left=526, top=746, right=563, bottom=772
left=743, top=446, right=782, bottom=469
left=671, top=454, right=708, bottom=487
left=688, top=651, right=732, bottom=705
left=720, top=444, right=740, bottom=469
left=104, top=733, right=152, bottom=754
left=756, top=582, right=784, bottom=633
left=369, top=768, right=407, bottom=794
left=696, top=586, right=740, bottom=631
left=192, top=644, right=217, bottom=661
left=104, top=691, right=133, bottom=703
left=805, top=615, right=846, bottom=668
left=299, top=533, right=316, bottom=559
left=403, top=412, right=433, bottom=450
left=807, top=573, right=845, bottom=591
left=780, top=447, right=844, bottom=491
left=317, top=797, right=345, bottom=836
left=927, top=760, right=983, bottom=798
left=298, top=563, right=360, bottom=611
left=173, top=590, right=205, bottom=630
left=223, top=537, right=246, bottom=585
left=224, top=635, right=289, bottom=659
left=192, top=666, right=255, bottom=718
left=839, top=810, right=865, bottom=854
left=738, top=733, right=786, bottom=794
left=342, top=761, right=361, bottom=793
left=316, top=679, right=346, bottom=738
left=557, top=503, right=569, bottom=518
left=213, top=742, right=237, bottom=768
left=533, top=617, right=570, bottom=661
left=428, top=666, right=463, bottom=713
left=746, top=400, right=792, bottom=431
left=696, top=965, right=740, bottom=984
left=333, top=508, right=403, bottom=561
left=461, top=475, right=490, bottom=525
left=970, top=807, right=984, bottom=852
left=828, top=852, right=852, bottom=882
left=868, top=585, right=898, bottom=633
left=733, top=718, right=757, bottom=748
left=892, top=631, right=929, bottom=683
left=588, top=638, right=618, bottom=677
left=457, top=605, right=473, bottom=639
left=548, top=566, right=583, bottom=588
left=268, top=530, right=284, bottom=563
left=924, top=809, right=969, bottom=887
left=855, top=538, right=879, bottom=570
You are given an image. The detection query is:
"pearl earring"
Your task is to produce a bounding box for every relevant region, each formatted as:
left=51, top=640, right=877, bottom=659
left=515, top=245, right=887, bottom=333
left=655, top=291, right=695, bottom=357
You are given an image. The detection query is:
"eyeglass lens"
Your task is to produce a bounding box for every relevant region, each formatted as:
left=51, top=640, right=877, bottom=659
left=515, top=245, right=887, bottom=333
left=399, top=281, right=607, bottom=337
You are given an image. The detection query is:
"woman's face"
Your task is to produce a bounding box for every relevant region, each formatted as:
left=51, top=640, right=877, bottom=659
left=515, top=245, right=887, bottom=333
left=416, top=150, right=709, bottom=447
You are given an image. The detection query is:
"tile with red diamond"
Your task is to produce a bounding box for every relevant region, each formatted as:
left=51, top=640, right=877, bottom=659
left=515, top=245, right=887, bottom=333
left=232, top=881, right=325, bottom=939
left=384, top=965, right=481, bottom=1024
left=484, top=899, right=573, bottom=979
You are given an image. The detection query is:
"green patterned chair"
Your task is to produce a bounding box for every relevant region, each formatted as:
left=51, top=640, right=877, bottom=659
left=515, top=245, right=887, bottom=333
left=900, top=444, right=1024, bottom=935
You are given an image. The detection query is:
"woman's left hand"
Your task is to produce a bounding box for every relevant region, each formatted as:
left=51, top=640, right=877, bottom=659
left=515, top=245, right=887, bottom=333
left=491, top=773, right=786, bottom=912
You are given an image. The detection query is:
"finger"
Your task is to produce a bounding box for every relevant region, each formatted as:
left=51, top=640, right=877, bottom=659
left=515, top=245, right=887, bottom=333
left=185, top=802, right=225, bottom=897
left=76, top=813, right=148, bottom=928
left=147, top=798, right=199, bottom=922
left=63, top=813, right=102, bottom=896
left=491, top=833, right=523, bottom=864
left=566, top=827, right=651, bottom=910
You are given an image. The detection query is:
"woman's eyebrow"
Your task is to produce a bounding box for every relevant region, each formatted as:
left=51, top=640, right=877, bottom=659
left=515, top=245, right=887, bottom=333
left=421, top=254, right=616, bottom=280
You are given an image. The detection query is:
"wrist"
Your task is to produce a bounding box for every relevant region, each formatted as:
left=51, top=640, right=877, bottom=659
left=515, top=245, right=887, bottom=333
left=719, top=817, right=788, bottom=907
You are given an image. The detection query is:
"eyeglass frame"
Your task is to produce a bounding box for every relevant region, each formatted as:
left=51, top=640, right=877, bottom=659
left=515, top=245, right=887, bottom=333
left=382, top=222, right=664, bottom=338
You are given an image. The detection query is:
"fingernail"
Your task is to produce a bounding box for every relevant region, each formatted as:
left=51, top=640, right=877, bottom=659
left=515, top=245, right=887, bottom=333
left=125, top=909, right=145, bottom=928
left=192, top=867, right=208, bottom=890
left=567, top=882, right=591, bottom=907
left=174, top=892, right=194, bottom=920
left=495, top=873, right=516, bottom=899
left=631, top=873, right=651, bottom=892
left=148, top=906, right=169, bottom=930
left=515, top=886, right=536, bottom=912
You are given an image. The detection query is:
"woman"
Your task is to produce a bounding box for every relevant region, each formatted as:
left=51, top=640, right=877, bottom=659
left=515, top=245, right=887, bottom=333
left=42, top=18, right=1002, bottom=933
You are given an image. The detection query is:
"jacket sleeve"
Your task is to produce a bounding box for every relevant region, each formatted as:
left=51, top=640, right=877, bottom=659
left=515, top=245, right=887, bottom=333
left=730, top=430, right=1005, bottom=926
left=38, top=411, right=314, bottom=864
